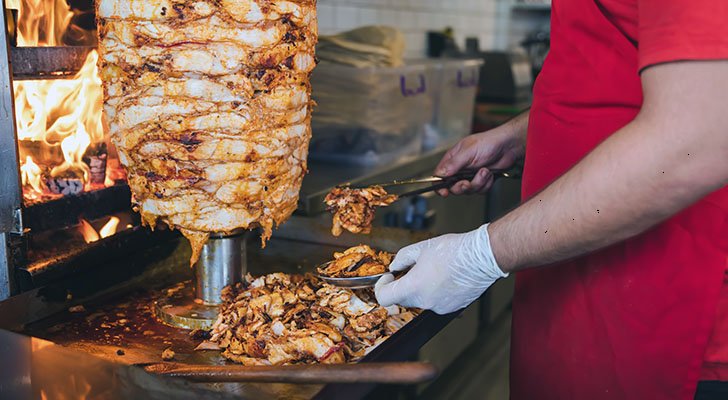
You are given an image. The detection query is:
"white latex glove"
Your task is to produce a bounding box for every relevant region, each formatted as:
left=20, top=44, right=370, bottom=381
left=375, top=224, right=508, bottom=315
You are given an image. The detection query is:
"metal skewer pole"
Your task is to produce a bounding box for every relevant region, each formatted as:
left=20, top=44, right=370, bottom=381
left=155, top=231, right=248, bottom=329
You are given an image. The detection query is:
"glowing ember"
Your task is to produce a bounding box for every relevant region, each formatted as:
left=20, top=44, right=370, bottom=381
left=99, top=216, right=120, bottom=239
left=80, top=216, right=122, bottom=243
left=79, top=219, right=99, bottom=243
left=13, top=0, right=122, bottom=204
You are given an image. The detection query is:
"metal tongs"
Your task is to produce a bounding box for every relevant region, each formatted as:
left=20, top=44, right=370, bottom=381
left=321, top=168, right=520, bottom=289
left=345, top=168, right=519, bottom=198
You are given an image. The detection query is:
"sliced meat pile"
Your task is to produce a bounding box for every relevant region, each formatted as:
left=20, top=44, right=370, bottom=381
left=324, top=186, right=398, bottom=236
left=318, top=245, right=392, bottom=278
left=96, top=0, right=317, bottom=264
left=207, top=273, right=416, bottom=365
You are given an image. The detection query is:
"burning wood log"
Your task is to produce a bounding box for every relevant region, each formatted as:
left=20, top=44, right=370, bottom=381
left=46, top=175, right=84, bottom=196
left=83, top=142, right=108, bottom=185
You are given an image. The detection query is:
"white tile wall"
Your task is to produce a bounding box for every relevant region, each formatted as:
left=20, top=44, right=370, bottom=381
left=316, top=0, right=504, bottom=58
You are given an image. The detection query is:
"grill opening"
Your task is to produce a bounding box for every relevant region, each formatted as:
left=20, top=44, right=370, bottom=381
left=8, top=0, right=127, bottom=208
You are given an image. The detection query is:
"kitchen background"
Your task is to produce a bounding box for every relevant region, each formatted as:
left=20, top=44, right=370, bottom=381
left=317, top=0, right=551, bottom=57
left=0, top=1, right=554, bottom=399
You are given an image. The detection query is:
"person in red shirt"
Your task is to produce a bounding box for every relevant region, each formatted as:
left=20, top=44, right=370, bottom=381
left=375, top=1, right=728, bottom=399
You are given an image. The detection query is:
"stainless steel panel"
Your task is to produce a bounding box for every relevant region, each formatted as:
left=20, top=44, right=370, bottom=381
left=0, top=4, right=22, bottom=300
left=0, top=234, right=14, bottom=300
left=0, top=4, right=21, bottom=233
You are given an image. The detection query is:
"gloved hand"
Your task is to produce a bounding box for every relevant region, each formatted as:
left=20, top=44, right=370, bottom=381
left=375, top=224, right=508, bottom=315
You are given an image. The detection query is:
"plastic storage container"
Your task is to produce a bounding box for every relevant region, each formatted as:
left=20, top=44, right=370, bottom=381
left=426, top=59, right=484, bottom=149
left=310, top=62, right=435, bottom=166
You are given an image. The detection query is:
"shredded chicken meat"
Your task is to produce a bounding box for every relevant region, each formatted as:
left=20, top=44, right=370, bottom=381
left=207, top=273, right=416, bottom=365
left=318, top=245, right=392, bottom=278
left=96, top=0, right=317, bottom=264
left=324, top=186, right=398, bottom=236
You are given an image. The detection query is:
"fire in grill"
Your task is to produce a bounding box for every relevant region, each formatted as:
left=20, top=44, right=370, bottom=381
left=11, top=0, right=126, bottom=206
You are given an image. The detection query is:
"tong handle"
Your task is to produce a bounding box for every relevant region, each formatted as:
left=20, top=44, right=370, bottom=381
left=341, top=168, right=519, bottom=193
left=399, top=169, right=516, bottom=198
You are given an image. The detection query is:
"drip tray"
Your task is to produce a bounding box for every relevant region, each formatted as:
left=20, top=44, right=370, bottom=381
left=26, top=282, right=211, bottom=364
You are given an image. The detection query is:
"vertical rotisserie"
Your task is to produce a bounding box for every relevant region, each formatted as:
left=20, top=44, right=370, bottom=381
left=96, top=1, right=318, bottom=263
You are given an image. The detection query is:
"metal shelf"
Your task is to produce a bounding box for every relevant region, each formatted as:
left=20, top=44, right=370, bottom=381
left=10, top=46, right=95, bottom=79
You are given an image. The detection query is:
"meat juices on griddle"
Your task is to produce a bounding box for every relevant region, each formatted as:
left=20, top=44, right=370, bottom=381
left=96, top=0, right=318, bottom=264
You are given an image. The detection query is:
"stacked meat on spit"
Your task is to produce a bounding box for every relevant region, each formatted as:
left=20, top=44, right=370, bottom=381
left=96, top=0, right=318, bottom=263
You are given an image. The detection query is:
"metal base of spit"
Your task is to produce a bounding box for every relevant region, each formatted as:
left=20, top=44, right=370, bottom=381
left=154, top=232, right=247, bottom=330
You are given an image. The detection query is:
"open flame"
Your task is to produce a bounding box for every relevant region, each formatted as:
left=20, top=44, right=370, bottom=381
left=15, top=49, right=103, bottom=143
left=78, top=219, right=99, bottom=243
left=50, top=122, right=91, bottom=182
left=12, top=0, right=123, bottom=204
left=20, top=155, right=43, bottom=194
left=79, top=217, right=120, bottom=244
left=15, top=0, right=72, bottom=46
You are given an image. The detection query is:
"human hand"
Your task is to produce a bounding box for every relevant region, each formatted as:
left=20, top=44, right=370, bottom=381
left=435, top=123, right=526, bottom=196
left=374, top=224, right=508, bottom=315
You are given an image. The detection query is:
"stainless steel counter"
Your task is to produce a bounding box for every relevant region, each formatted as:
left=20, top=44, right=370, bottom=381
left=0, top=232, right=456, bottom=400
left=0, top=328, right=231, bottom=399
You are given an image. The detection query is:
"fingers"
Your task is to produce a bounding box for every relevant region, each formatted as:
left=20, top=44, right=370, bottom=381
left=476, top=173, right=496, bottom=194
left=377, top=240, right=429, bottom=307
left=434, top=146, right=459, bottom=177
left=374, top=273, right=394, bottom=293
left=374, top=272, right=419, bottom=308
left=447, top=179, right=472, bottom=195
left=435, top=145, right=462, bottom=197
left=446, top=168, right=497, bottom=195
left=470, top=168, right=496, bottom=193
left=434, top=140, right=472, bottom=177
left=469, top=168, right=489, bottom=189
left=389, top=242, right=423, bottom=271
left=375, top=273, right=401, bottom=307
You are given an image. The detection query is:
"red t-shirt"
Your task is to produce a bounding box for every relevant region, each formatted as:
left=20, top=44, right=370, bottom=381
left=601, top=0, right=728, bottom=381
left=511, top=0, right=728, bottom=398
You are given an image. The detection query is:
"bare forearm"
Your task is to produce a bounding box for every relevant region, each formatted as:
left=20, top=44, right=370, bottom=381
left=489, top=62, right=728, bottom=273
left=503, top=108, right=530, bottom=148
